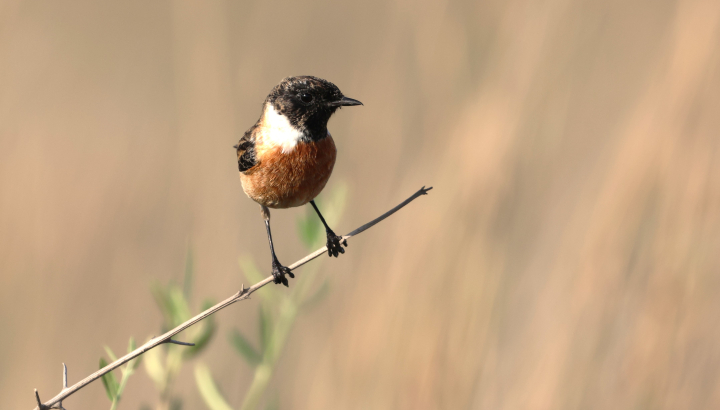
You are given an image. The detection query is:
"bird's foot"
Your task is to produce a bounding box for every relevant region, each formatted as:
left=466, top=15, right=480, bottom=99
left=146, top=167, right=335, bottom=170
left=326, top=230, right=347, bottom=258
left=271, top=259, right=294, bottom=287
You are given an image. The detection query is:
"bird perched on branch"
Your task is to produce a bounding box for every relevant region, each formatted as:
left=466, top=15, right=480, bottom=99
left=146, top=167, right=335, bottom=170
left=235, top=76, right=362, bottom=286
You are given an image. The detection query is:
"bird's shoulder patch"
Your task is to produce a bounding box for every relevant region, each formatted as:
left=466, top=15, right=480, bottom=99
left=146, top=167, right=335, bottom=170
left=236, top=124, right=258, bottom=172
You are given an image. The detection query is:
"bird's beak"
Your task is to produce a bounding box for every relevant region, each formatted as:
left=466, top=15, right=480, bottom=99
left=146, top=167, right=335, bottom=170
left=329, top=96, right=363, bottom=107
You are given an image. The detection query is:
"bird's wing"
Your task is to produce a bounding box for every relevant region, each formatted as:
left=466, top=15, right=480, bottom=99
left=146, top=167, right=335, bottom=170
left=235, top=124, right=258, bottom=172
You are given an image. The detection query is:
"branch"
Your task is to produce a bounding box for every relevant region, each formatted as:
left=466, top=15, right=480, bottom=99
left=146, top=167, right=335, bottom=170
left=32, top=186, right=432, bottom=410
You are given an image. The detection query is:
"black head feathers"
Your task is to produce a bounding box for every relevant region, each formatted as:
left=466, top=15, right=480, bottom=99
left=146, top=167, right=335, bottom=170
left=265, top=76, right=361, bottom=138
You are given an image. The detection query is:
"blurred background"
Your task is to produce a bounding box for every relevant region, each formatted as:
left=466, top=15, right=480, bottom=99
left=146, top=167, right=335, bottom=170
left=2, top=0, right=720, bottom=408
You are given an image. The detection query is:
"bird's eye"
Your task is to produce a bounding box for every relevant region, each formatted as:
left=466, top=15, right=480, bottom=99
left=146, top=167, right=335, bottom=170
left=300, top=92, right=313, bottom=103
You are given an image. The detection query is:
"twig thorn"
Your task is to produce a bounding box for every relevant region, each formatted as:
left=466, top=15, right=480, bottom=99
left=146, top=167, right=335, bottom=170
left=165, top=339, right=195, bottom=347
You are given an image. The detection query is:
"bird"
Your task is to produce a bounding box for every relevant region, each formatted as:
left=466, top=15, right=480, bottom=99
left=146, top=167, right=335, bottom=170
left=235, top=76, right=362, bottom=287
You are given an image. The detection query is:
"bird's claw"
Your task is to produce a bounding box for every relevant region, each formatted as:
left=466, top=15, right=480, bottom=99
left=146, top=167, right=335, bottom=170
left=271, top=260, right=294, bottom=287
left=326, top=230, right=347, bottom=258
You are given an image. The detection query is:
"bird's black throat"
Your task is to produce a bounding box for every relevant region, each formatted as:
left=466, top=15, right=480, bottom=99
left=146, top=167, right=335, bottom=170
left=270, top=100, right=337, bottom=142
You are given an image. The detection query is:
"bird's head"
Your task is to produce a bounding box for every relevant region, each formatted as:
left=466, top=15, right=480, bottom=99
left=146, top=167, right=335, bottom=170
left=264, top=76, right=362, bottom=138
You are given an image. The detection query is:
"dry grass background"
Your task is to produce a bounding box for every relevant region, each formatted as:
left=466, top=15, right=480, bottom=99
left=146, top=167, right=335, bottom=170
left=2, top=0, right=720, bottom=408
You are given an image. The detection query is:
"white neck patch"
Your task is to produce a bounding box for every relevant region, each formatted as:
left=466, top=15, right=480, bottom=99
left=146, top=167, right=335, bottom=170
left=261, top=104, right=305, bottom=153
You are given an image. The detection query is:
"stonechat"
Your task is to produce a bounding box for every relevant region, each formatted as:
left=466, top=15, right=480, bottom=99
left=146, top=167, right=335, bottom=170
left=235, top=76, right=362, bottom=286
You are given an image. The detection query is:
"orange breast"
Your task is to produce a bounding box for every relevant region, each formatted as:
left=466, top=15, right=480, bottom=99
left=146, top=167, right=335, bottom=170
left=240, top=136, right=337, bottom=209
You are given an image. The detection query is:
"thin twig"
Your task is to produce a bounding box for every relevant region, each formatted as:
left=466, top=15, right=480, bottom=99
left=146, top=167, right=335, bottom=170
left=35, top=389, right=46, bottom=410
left=57, top=363, right=67, bottom=410
left=163, top=339, right=196, bottom=347
left=32, top=186, right=431, bottom=410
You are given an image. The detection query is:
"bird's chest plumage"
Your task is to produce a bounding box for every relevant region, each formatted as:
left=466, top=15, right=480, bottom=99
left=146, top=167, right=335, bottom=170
left=240, top=133, right=337, bottom=209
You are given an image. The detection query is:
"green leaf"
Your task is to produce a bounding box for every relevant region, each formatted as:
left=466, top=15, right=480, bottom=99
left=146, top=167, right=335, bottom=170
left=239, top=256, right=279, bottom=303
left=297, top=206, right=322, bottom=249
left=183, top=244, right=194, bottom=300
left=104, top=346, right=118, bottom=362
left=151, top=282, right=174, bottom=328
left=127, top=337, right=142, bottom=370
left=228, top=328, right=261, bottom=366
left=169, top=287, right=192, bottom=325
left=143, top=347, right=165, bottom=388
left=265, top=397, right=280, bottom=410
left=259, top=305, right=272, bottom=352
left=99, top=358, right=119, bottom=401
left=184, top=300, right=217, bottom=359
left=194, top=363, right=234, bottom=410
left=301, top=279, right=331, bottom=309
left=151, top=281, right=192, bottom=328
left=240, top=256, right=264, bottom=285
left=323, top=182, right=349, bottom=228
left=169, top=397, right=184, bottom=410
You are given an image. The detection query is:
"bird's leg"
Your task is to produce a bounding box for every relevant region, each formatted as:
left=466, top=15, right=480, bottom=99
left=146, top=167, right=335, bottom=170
left=262, top=206, right=294, bottom=287
left=310, top=200, right=347, bottom=257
